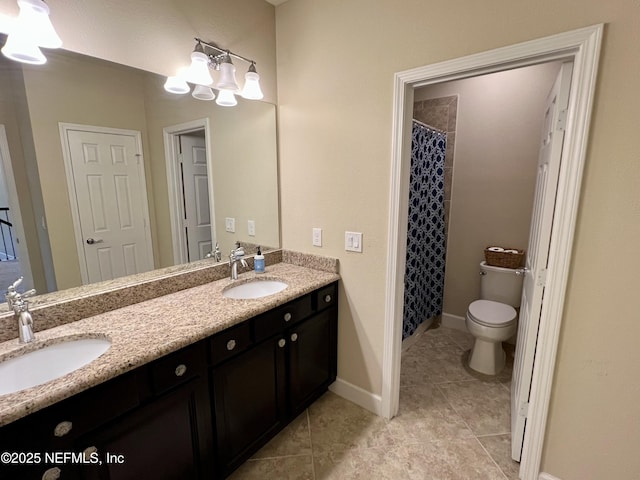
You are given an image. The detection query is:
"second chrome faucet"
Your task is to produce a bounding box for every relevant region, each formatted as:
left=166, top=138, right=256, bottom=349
left=229, top=243, right=249, bottom=280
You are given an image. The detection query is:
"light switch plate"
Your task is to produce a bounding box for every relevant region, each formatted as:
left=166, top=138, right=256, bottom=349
left=225, top=217, right=235, bottom=233
left=345, top=231, right=363, bottom=252
left=312, top=228, right=322, bottom=247
left=248, top=220, right=256, bottom=236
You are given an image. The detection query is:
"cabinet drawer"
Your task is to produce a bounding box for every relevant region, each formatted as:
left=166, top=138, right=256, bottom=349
left=210, top=322, right=252, bottom=365
left=315, top=283, right=338, bottom=311
left=150, top=343, right=205, bottom=395
left=253, top=295, right=313, bottom=342
left=40, top=372, right=140, bottom=446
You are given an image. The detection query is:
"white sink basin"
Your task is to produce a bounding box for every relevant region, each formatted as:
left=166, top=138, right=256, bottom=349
left=0, top=337, right=111, bottom=396
left=223, top=279, right=288, bottom=299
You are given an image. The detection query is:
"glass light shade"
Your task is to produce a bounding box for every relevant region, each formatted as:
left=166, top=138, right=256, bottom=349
left=215, top=58, right=239, bottom=92
left=215, top=89, right=237, bottom=107
left=1, top=32, right=46, bottom=64
left=184, top=50, right=213, bottom=86
left=17, top=0, right=62, bottom=48
left=240, top=71, right=264, bottom=100
left=192, top=85, right=215, bottom=101
left=164, top=75, right=190, bottom=94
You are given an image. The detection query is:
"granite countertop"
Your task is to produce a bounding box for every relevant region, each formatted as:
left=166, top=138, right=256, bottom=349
left=0, top=262, right=340, bottom=427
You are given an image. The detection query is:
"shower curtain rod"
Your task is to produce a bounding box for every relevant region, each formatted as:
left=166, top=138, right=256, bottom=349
left=412, top=119, right=446, bottom=135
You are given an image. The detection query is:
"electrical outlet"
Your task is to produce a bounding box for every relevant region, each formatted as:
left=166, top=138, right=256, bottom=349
left=248, top=220, right=256, bottom=236
left=312, top=228, right=322, bottom=247
left=345, top=231, right=363, bottom=252
left=225, top=217, right=235, bottom=233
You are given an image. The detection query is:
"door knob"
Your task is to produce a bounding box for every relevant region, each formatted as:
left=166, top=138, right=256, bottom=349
left=86, top=238, right=103, bottom=245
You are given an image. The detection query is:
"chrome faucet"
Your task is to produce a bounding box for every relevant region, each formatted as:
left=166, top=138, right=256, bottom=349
left=229, top=244, right=249, bottom=280
left=205, top=242, right=222, bottom=262
left=6, top=277, right=37, bottom=344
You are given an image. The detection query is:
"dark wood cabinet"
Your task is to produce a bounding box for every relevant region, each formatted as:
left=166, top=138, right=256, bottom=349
left=211, top=336, right=287, bottom=476
left=212, top=281, right=338, bottom=477
left=0, top=281, right=338, bottom=480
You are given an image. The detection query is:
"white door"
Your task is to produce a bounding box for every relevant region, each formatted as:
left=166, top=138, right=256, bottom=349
left=180, top=134, right=212, bottom=261
left=511, top=62, right=573, bottom=461
left=63, top=127, right=154, bottom=284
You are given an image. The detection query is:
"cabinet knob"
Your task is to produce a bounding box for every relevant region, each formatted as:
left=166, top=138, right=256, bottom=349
left=226, top=339, right=236, bottom=351
left=283, top=312, right=292, bottom=322
left=278, top=338, right=286, bottom=348
left=53, top=421, right=73, bottom=437
left=42, top=467, right=61, bottom=480
left=175, top=364, right=187, bottom=377
left=290, top=333, right=298, bottom=342
left=83, top=446, right=98, bottom=461
left=324, top=294, right=332, bottom=303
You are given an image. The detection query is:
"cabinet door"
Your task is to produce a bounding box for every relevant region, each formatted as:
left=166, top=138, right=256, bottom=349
left=288, top=307, right=337, bottom=414
left=75, top=377, right=213, bottom=480
left=212, top=336, right=287, bottom=476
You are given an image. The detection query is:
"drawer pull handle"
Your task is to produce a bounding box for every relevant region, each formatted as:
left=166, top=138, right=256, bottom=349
left=53, top=421, right=72, bottom=437
left=324, top=294, right=332, bottom=303
left=175, top=364, right=187, bottom=377
left=278, top=339, right=286, bottom=348
left=83, top=446, right=98, bottom=461
left=42, top=467, right=61, bottom=480
left=283, top=312, right=292, bottom=322
left=226, top=339, right=237, bottom=351
left=291, top=333, right=298, bottom=342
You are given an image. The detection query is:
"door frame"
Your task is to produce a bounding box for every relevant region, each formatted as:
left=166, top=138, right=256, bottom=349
left=0, top=124, right=34, bottom=288
left=382, top=24, right=603, bottom=479
left=59, top=123, right=154, bottom=285
left=163, top=118, right=216, bottom=265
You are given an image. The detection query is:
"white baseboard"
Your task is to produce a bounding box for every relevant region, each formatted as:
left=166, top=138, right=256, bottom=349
left=441, top=312, right=468, bottom=332
left=329, top=377, right=383, bottom=416
left=539, top=473, right=562, bottom=480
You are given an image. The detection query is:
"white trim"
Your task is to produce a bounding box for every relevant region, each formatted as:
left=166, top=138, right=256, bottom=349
left=0, top=125, right=33, bottom=288
left=329, top=377, right=383, bottom=416
left=163, top=118, right=216, bottom=265
left=59, top=123, right=154, bottom=285
left=382, top=24, right=603, bottom=480
left=539, top=473, right=562, bottom=480
left=441, top=313, right=467, bottom=332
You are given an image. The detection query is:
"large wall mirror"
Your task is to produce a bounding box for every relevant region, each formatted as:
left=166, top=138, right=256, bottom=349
left=0, top=47, right=279, bottom=298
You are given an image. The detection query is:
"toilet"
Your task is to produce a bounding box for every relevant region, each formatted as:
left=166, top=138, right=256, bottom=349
left=465, top=261, right=523, bottom=375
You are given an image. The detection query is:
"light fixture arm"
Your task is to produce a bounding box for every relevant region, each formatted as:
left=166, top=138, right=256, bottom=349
left=194, top=37, right=256, bottom=67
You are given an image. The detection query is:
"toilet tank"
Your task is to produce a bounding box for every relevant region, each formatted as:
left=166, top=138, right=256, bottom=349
left=479, top=261, right=524, bottom=307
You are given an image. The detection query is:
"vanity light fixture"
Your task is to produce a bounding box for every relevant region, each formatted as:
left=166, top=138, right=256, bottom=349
left=1, top=0, right=62, bottom=65
left=164, top=38, right=263, bottom=106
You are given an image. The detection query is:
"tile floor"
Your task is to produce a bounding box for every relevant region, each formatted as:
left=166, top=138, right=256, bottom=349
left=229, top=326, right=520, bottom=479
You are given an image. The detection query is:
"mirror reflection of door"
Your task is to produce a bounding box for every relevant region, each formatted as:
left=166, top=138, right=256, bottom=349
left=179, top=132, right=212, bottom=262
left=61, top=124, right=154, bottom=284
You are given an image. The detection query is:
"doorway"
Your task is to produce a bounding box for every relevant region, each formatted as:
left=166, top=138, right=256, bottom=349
left=0, top=125, right=33, bottom=290
left=382, top=25, right=602, bottom=480
left=163, top=118, right=216, bottom=265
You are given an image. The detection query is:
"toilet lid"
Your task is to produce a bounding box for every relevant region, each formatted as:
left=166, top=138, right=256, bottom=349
left=468, top=300, right=517, bottom=327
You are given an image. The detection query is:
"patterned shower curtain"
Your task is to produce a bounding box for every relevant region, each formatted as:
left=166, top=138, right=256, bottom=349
left=402, top=121, right=447, bottom=339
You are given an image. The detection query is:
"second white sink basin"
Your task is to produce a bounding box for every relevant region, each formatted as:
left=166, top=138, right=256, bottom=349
left=223, top=279, right=288, bottom=299
left=0, top=337, right=111, bottom=396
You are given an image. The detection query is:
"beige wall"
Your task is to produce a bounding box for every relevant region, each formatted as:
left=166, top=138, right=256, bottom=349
left=414, top=63, right=561, bottom=317
left=276, top=1, right=640, bottom=479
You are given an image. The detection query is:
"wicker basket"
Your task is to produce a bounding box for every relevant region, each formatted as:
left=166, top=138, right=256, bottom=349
left=484, top=247, right=525, bottom=269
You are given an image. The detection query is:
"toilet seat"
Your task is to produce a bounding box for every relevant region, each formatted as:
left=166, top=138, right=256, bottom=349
left=467, top=300, right=516, bottom=327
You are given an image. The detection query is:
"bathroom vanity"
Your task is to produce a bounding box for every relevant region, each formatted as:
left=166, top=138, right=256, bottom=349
left=0, top=259, right=339, bottom=480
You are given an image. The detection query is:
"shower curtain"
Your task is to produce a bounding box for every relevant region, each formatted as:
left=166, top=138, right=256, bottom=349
left=402, top=121, right=447, bottom=339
